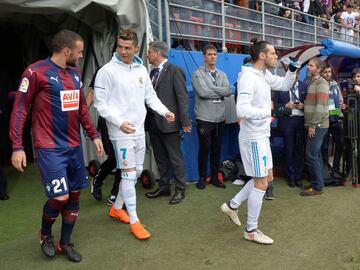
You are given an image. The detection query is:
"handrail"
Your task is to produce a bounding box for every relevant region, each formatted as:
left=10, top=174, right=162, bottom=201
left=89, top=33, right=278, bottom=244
left=146, top=0, right=360, bottom=49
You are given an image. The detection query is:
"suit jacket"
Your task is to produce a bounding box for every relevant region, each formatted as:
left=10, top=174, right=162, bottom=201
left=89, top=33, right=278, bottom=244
left=272, top=79, right=308, bottom=110
left=147, top=62, right=191, bottom=133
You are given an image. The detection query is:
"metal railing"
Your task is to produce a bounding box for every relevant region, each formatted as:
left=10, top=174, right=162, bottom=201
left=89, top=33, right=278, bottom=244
left=146, top=0, right=360, bottom=50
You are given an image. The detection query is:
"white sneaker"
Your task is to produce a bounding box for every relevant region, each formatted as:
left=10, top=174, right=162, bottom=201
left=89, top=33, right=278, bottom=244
left=232, top=179, right=245, bottom=186
left=220, top=203, right=241, bottom=226
left=244, top=229, right=274, bottom=245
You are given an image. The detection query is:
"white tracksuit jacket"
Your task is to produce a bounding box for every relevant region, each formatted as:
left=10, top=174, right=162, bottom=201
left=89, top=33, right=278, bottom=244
left=236, top=66, right=296, bottom=140
left=94, top=53, right=169, bottom=140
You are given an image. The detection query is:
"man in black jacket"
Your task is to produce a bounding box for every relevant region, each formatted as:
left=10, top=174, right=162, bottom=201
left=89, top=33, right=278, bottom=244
left=145, top=41, right=191, bottom=204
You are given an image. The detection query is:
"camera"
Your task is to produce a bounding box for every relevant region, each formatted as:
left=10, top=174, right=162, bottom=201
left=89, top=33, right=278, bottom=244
left=347, top=80, right=360, bottom=94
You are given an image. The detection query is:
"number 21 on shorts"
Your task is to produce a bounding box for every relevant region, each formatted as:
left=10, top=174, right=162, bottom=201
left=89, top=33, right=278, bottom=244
left=52, top=177, right=68, bottom=194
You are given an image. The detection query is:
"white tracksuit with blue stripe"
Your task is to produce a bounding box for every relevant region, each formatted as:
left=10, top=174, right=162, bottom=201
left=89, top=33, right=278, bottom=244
left=236, top=66, right=296, bottom=140
left=236, top=66, right=295, bottom=177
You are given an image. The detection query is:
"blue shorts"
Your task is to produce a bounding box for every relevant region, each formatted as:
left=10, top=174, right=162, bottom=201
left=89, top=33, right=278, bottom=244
left=36, top=146, right=88, bottom=198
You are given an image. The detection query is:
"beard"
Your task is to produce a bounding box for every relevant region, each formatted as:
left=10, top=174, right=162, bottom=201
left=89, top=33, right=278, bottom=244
left=66, top=58, right=77, bottom=67
left=265, top=59, right=277, bottom=69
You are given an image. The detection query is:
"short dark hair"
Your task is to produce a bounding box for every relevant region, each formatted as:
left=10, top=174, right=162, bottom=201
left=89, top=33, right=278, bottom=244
left=323, top=62, right=332, bottom=70
left=248, top=38, right=272, bottom=61
left=149, top=41, right=168, bottom=58
left=352, top=68, right=360, bottom=77
left=202, top=44, right=217, bottom=55
left=51, top=29, right=83, bottom=53
left=117, top=29, right=138, bottom=46
left=346, top=4, right=353, bottom=9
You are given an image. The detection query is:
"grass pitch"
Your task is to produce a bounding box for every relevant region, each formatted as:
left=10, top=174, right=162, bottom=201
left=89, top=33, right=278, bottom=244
left=1, top=164, right=360, bottom=270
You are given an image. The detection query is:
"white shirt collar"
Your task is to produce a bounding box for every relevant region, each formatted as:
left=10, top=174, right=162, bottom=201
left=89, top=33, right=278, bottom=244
left=157, top=59, right=168, bottom=72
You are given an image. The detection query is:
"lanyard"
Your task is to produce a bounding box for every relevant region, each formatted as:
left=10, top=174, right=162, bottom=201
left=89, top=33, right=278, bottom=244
left=289, top=81, right=300, bottom=102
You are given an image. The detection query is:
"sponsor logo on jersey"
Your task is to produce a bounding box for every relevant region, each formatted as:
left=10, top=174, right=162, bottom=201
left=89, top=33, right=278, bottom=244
left=122, top=160, right=128, bottom=167
left=74, top=74, right=79, bottom=82
left=50, top=76, right=59, bottom=83
left=60, top=89, right=80, bottom=111
left=139, top=76, right=144, bottom=86
left=19, top=78, right=29, bottom=93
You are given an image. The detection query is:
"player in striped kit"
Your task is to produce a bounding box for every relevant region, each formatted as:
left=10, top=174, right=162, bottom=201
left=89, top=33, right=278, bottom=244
left=10, top=29, right=103, bottom=262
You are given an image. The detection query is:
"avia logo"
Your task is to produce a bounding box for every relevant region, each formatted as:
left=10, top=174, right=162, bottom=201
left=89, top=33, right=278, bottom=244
left=74, top=74, right=79, bottom=82
left=28, top=68, right=33, bottom=75
left=60, top=89, right=80, bottom=111
left=50, top=76, right=59, bottom=83
left=70, top=213, right=79, bottom=217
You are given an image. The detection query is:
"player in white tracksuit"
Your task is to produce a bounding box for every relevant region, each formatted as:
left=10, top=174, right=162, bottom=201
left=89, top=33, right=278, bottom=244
left=94, top=29, right=174, bottom=240
left=221, top=39, right=297, bottom=244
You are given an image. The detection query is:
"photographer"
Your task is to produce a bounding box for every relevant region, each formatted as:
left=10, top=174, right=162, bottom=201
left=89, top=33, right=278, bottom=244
left=343, top=68, right=360, bottom=178
left=351, top=68, right=360, bottom=93
left=320, top=64, right=345, bottom=177
left=273, top=70, right=307, bottom=188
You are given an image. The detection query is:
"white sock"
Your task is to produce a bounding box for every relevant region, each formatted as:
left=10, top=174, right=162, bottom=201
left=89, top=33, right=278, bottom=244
left=246, top=187, right=266, bottom=231
left=113, top=181, right=124, bottom=209
left=230, top=179, right=254, bottom=208
left=121, top=173, right=138, bottom=224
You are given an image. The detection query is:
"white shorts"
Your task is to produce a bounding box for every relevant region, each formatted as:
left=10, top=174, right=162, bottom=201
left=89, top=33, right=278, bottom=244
left=112, top=136, right=146, bottom=170
left=239, top=137, right=273, bottom=178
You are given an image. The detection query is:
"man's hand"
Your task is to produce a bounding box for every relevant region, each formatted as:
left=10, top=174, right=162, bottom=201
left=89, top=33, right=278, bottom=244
left=120, top=121, right=136, bottom=134
left=295, top=102, right=304, bottom=110
left=354, top=85, right=360, bottom=93
left=11, top=150, right=27, bottom=172
left=182, top=125, right=192, bottom=133
left=93, top=138, right=104, bottom=158
left=308, top=127, right=316, bottom=138
left=165, top=112, right=175, bottom=122
left=288, top=57, right=299, bottom=72
left=285, top=101, right=296, bottom=109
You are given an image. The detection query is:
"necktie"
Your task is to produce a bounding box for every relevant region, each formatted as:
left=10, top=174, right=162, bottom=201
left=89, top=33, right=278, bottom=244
left=150, top=68, right=160, bottom=88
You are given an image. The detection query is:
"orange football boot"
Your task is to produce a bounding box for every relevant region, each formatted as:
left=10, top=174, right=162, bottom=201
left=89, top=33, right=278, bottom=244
left=130, top=221, right=151, bottom=240
left=109, top=207, right=130, bottom=223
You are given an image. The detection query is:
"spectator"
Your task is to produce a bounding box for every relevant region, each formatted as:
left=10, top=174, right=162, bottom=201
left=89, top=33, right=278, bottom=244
left=340, top=4, right=360, bottom=43
left=330, top=8, right=343, bottom=32
left=273, top=70, right=307, bottom=188
left=332, top=0, right=344, bottom=13
left=320, top=64, right=345, bottom=177
left=301, top=57, right=329, bottom=196
left=303, top=0, right=322, bottom=24
left=192, top=44, right=231, bottom=189
left=320, top=12, right=330, bottom=29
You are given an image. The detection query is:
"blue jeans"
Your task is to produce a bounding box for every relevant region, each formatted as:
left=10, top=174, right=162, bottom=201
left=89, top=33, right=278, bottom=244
left=306, top=128, right=328, bottom=191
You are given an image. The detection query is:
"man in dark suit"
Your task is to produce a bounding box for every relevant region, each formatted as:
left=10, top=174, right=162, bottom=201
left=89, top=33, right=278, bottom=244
left=145, top=41, right=192, bottom=204
left=272, top=71, right=307, bottom=188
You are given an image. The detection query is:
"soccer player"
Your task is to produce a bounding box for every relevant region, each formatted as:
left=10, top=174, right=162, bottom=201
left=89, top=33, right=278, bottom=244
left=221, top=38, right=297, bottom=244
left=94, top=29, right=174, bottom=240
left=10, top=29, right=103, bottom=262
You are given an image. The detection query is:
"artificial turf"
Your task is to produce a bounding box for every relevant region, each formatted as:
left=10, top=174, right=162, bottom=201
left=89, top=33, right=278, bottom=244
left=1, top=164, right=360, bottom=270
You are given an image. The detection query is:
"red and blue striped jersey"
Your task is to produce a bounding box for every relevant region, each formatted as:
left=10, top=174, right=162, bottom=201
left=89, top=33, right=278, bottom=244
left=10, top=58, right=99, bottom=150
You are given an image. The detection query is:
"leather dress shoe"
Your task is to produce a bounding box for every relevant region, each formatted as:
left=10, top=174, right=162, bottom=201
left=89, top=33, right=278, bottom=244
left=209, top=179, right=226, bottom=188
left=169, top=191, right=185, bottom=205
left=0, top=194, right=9, bottom=200
left=145, top=188, right=171, bottom=199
